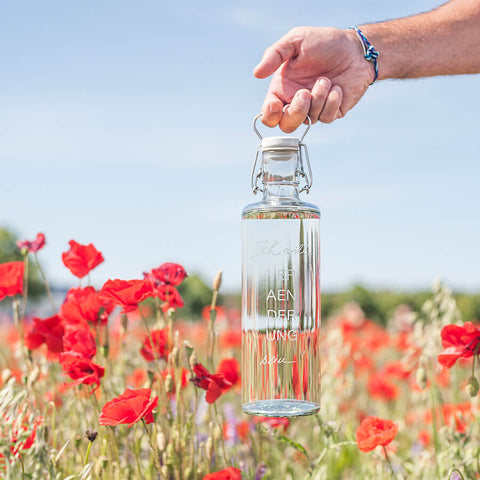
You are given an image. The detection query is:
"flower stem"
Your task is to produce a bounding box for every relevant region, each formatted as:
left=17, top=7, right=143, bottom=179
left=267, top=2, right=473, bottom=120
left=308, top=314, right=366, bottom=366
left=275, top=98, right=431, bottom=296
left=34, top=252, right=56, bottom=311
left=382, top=446, right=396, bottom=479
left=142, top=419, right=166, bottom=480
left=21, top=254, right=29, bottom=318
left=448, top=467, right=465, bottom=480
left=84, top=441, right=93, bottom=466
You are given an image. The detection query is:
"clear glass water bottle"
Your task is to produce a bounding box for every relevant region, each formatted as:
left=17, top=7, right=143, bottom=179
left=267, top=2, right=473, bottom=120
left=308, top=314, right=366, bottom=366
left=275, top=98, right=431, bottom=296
left=241, top=115, right=321, bottom=417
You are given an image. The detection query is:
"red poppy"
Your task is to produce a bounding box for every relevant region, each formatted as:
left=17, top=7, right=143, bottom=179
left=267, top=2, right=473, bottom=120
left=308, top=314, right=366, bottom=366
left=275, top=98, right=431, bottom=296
left=148, top=263, right=187, bottom=286
left=190, top=363, right=232, bottom=404
left=255, top=417, right=290, bottom=431
left=60, top=287, right=114, bottom=326
left=203, top=467, right=242, bottom=480
left=217, top=358, right=240, bottom=389
left=155, top=284, right=184, bottom=312
left=0, top=261, right=24, bottom=301
left=160, top=367, right=190, bottom=393
left=59, top=354, right=105, bottom=391
left=61, top=327, right=96, bottom=360
left=438, top=322, right=480, bottom=368
left=16, top=233, right=46, bottom=254
left=367, top=373, right=399, bottom=402
left=140, top=328, right=169, bottom=361
left=62, top=240, right=104, bottom=279
left=127, top=368, right=148, bottom=388
left=10, top=414, right=44, bottom=457
left=25, top=315, right=64, bottom=353
left=356, top=416, right=399, bottom=453
left=99, top=279, right=155, bottom=313
left=99, top=388, right=158, bottom=427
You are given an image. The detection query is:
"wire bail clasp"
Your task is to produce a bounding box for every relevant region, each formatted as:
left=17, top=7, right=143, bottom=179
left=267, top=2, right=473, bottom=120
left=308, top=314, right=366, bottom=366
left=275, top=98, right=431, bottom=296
left=251, top=113, right=313, bottom=194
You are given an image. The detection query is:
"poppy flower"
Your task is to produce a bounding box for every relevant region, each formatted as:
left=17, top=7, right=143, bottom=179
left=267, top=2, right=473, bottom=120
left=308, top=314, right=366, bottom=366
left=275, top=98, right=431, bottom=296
left=10, top=414, right=44, bottom=457
left=255, top=417, right=290, bottom=431
left=140, top=328, right=169, bottom=361
left=155, top=284, right=184, bottom=312
left=60, top=287, right=114, bottom=326
left=59, top=354, right=105, bottom=391
left=356, top=416, right=399, bottom=453
left=16, top=233, right=46, bottom=254
left=99, top=279, right=155, bottom=313
left=25, top=315, right=64, bottom=353
left=367, top=373, right=399, bottom=402
left=99, top=388, right=158, bottom=427
left=217, top=358, right=240, bottom=389
left=190, top=363, right=232, bottom=404
left=203, top=467, right=242, bottom=480
left=61, top=327, right=97, bottom=360
left=148, top=263, right=187, bottom=286
left=62, top=240, right=104, bottom=279
left=438, top=322, right=480, bottom=368
left=0, top=261, right=24, bottom=301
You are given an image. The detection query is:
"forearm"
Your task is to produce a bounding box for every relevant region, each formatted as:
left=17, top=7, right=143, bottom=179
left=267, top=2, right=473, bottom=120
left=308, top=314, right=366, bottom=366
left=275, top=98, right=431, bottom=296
left=360, top=0, right=480, bottom=79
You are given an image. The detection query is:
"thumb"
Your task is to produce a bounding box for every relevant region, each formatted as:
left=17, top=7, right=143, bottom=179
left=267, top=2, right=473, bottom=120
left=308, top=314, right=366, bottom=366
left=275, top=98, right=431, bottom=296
left=253, top=35, right=298, bottom=79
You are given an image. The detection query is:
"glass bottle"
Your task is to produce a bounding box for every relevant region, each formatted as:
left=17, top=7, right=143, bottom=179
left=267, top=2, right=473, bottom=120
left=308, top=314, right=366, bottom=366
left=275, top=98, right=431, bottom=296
left=241, top=115, right=321, bottom=417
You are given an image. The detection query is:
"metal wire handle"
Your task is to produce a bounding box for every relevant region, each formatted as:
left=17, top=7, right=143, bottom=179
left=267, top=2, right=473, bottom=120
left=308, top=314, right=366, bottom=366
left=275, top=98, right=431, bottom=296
left=252, top=113, right=312, bottom=143
left=251, top=113, right=313, bottom=195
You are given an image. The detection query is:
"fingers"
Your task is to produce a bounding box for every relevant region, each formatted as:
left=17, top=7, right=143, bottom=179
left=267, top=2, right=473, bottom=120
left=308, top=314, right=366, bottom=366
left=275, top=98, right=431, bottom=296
left=260, top=93, right=284, bottom=127
left=319, top=86, right=343, bottom=123
left=279, top=89, right=311, bottom=133
left=309, top=78, right=331, bottom=124
left=253, top=36, right=297, bottom=79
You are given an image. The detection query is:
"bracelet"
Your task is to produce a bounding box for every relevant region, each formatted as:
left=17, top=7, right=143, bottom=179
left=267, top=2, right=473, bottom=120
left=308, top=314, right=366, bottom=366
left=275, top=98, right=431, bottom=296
left=349, top=26, right=379, bottom=85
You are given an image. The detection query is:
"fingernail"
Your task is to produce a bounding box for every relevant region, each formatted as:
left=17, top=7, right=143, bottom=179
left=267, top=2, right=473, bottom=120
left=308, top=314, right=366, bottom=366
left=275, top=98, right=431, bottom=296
left=319, top=78, right=330, bottom=87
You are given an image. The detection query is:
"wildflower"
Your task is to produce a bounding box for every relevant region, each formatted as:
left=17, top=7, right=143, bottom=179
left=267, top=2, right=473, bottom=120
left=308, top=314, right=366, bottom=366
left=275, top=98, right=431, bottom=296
left=438, top=322, right=480, bottom=368
left=190, top=363, right=232, bottom=404
left=25, top=315, right=64, bottom=353
left=140, top=328, right=169, bottom=361
left=59, top=354, right=105, bottom=392
left=10, top=414, right=44, bottom=457
left=356, top=416, right=399, bottom=453
left=99, top=279, right=155, bottom=313
left=255, top=417, right=290, bottom=431
left=147, top=263, right=187, bottom=286
left=84, top=429, right=98, bottom=442
left=62, top=240, right=104, bottom=279
left=155, top=284, right=184, bottom=312
left=367, top=373, right=399, bottom=402
left=466, top=376, right=479, bottom=397
left=99, top=388, right=158, bottom=427
left=60, top=287, right=114, bottom=326
left=16, top=233, right=46, bottom=254
left=0, top=261, right=24, bottom=301
left=61, top=327, right=97, bottom=360
left=203, top=467, right=242, bottom=480
left=216, top=358, right=240, bottom=389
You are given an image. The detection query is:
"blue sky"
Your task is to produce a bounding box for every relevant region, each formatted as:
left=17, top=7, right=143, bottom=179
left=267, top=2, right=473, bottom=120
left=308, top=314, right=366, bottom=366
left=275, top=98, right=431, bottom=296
left=1, top=0, right=479, bottom=292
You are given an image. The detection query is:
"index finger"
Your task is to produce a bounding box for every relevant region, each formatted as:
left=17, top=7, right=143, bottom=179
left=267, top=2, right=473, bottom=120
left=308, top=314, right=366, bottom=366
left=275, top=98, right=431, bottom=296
left=260, top=92, right=284, bottom=127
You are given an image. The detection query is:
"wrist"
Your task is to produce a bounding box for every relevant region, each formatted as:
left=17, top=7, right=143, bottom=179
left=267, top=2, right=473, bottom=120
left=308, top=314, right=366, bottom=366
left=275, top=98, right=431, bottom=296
left=344, top=28, right=377, bottom=85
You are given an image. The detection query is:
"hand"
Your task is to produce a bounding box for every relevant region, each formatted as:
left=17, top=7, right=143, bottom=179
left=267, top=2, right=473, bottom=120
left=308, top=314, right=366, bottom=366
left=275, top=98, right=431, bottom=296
left=254, top=27, right=374, bottom=132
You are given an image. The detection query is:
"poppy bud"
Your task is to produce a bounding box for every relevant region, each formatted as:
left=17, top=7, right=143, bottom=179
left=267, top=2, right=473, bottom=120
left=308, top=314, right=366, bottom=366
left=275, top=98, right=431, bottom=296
left=213, top=423, right=223, bottom=443
left=205, top=436, right=214, bottom=459
left=84, top=429, right=98, bottom=442
left=184, top=467, right=193, bottom=480
left=213, top=271, right=222, bottom=292
left=121, top=314, right=128, bottom=336
left=28, top=366, right=40, bottom=386
left=171, top=347, right=180, bottom=367
left=161, top=466, right=169, bottom=478
left=157, top=431, right=167, bottom=452
left=165, top=374, right=174, bottom=394
left=466, top=376, right=479, bottom=397
left=416, top=367, right=428, bottom=390
left=189, top=352, right=198, bottom=371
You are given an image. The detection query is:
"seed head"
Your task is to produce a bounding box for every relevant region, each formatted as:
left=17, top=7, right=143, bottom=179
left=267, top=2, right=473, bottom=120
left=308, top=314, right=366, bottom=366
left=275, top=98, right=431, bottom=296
left=85, top=429, right=98, bottom=442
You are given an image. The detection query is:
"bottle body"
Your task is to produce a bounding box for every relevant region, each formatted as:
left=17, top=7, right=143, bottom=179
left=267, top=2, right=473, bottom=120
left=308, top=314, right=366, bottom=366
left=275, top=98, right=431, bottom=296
left=241, top=202, right=321, bottom=417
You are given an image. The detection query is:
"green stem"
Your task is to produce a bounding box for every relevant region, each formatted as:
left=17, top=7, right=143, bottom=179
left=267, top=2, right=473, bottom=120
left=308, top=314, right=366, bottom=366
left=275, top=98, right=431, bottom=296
left=21, top=255, right=29, bottom=318
left=20, top=454, right=25, bottom=480
left=34, top=253, right=56, bottom=311
left=448, top=468, right=465, bottom=480
left=84, top=441, right=93, bottom=466
left=382, top=446, right=396, bottom=479
left=142, top=419, right=166, bottom=480
left=213, top=402, right=228, bottom=467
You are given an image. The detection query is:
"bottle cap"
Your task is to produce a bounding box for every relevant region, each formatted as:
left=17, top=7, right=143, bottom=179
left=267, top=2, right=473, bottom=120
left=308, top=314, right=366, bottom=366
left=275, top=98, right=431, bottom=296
left=261, top=136, right=299, bottom=152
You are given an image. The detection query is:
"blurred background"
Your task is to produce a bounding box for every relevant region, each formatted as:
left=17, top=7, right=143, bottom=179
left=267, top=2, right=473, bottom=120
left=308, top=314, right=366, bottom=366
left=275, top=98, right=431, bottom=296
left=1, top=0, right=479, bottom=317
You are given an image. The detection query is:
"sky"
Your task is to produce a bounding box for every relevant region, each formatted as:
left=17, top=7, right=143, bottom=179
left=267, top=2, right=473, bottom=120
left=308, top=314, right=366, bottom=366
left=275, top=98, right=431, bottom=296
left=0, top=0, right=479, bottom=293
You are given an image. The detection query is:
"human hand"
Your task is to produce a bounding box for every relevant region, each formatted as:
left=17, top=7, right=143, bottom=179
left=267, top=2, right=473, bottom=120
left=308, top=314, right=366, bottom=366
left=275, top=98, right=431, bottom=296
left=254, top=27, right=375, bottom=132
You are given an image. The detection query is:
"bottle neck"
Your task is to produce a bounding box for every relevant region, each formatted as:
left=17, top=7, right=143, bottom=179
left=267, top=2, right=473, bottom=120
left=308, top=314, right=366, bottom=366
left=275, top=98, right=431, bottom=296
left=262, top=149, right=300, bottom=201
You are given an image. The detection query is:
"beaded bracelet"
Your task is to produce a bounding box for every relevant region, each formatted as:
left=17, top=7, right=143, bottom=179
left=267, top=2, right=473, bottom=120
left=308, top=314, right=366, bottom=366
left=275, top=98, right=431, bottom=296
left=349, top=26, right=379, bottom=85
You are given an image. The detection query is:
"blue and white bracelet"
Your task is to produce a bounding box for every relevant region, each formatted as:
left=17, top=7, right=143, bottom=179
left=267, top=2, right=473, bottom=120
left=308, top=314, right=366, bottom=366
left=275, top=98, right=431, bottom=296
left=349, top=26, right=380, bottom=85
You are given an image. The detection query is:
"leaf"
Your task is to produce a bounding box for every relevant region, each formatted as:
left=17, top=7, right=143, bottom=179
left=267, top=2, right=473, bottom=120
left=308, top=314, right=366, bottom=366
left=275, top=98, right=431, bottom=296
left=276, top=435, right=309, bottom=458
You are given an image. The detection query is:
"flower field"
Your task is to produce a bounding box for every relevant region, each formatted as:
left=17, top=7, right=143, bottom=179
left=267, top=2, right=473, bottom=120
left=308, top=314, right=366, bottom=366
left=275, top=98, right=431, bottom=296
left=0, top=234, right=479, bottom=479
